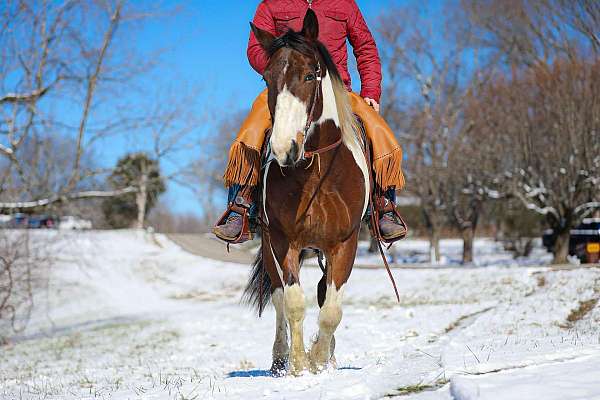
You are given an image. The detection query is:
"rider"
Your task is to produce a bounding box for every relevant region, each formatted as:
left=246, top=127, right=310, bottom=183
left=214, top=0, right=407, bottom=243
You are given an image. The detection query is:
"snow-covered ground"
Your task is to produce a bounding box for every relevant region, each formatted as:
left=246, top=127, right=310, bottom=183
left=351, top=238, right=553, bottom=267
left=1, top=230, right=599, bottom=400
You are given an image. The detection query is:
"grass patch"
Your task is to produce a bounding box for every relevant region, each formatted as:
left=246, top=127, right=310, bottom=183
left=444, top=307, right=494, bottom=334
left=536, top=275, right=547, bottom=287
left=565, top=298, right=598, bottom=326
left=385, top=378, right=449, bottom=397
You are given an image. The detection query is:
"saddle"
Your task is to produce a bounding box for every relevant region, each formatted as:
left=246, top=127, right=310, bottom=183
left=215, top=124, right=408, bottom=245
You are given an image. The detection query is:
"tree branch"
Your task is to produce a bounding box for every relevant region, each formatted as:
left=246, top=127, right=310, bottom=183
left=0, top=86, right=52, bottom=104
left=0, top=187, right=137, bottom=213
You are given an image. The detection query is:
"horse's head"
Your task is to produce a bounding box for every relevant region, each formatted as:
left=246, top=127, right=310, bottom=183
left=251, top=10, right=324, bottom=167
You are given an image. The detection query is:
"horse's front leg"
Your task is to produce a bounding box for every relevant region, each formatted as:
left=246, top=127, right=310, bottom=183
left=284, top=279, right=308, bottom=375
left=267, top=240, right=308, bottom=375
left=309, top=230, right=358, bottom=372
left=270, top=288, right=289, bottom=376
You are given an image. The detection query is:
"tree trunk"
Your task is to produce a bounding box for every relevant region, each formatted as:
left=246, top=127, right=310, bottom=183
left=135, top=164, right=148, bottom=230
left=552, top=229, right=570, bottom=265
left=430, top=228, right=441, bottom=264
left=461, top=226, right=475, bottom=264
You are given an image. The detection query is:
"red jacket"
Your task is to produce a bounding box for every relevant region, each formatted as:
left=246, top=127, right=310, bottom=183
left=248, top=0, right=382, bottom=102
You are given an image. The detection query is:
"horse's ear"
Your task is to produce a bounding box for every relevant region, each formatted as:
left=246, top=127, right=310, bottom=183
left=301, top=9, right=319, bottom=41
left=251, top=22, right=275, bottom=50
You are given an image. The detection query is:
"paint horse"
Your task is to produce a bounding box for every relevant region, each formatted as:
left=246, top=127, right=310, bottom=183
left=243, top=10, right=370, bottom=376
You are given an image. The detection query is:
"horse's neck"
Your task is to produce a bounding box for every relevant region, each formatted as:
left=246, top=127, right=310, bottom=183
left=306, top=122, right=342, bottom=157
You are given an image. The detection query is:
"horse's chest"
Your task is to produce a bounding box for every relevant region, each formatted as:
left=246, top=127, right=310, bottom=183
left=264, top=152, right=365, bottom=244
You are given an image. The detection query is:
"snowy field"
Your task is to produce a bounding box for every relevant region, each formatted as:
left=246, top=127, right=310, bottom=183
left=1, top=230, right=599, bottom=400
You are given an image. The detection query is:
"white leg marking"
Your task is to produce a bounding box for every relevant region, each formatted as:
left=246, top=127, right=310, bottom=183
left=271, top=85, right=307, bottom=164
left=271, top=289, right=289, bottom=366
left=310, top=284, right=345, bottom=371
left=284, top=283, right=308, bottom=375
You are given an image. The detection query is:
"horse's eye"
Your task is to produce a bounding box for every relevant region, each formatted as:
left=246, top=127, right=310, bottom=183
left=305, top=73, right=316, bottom=82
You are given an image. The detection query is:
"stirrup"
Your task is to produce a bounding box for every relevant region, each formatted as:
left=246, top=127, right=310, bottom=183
left=370, top=197, right=408, bottom=245
left=213, top=197, right=253, bottom=244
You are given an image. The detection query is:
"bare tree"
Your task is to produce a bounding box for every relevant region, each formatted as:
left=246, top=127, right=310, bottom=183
left=186, top=110, right=247, bottom=226
left=0, top=231, right=50, bottom=341
left=462, top=0, right=599, bottom=66
left=469, top=58, right=600, bottom=263
left=377, top=4, right=487, bottom=263
left=1, top=0, right=126, bottom=205
left=0, top=1, right=194, bottom=216
left=134, top=89, right=202, bottom=228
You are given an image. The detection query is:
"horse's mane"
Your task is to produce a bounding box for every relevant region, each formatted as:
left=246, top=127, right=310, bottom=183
left=268, top=30, right=361, bottom=144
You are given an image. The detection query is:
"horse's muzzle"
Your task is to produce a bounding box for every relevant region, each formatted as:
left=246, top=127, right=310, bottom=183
left=277, top=139, right=300, bottom=167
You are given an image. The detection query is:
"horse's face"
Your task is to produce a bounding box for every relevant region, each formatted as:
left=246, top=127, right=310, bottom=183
left=251, top=10, right=322, bottom=167
left=264, top=49, right=320, bottom=167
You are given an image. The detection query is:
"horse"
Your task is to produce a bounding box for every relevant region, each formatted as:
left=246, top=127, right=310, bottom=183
left=242, top=10, right=371, bottom=376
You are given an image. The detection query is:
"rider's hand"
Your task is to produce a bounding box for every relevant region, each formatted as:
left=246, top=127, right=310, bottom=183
left=364, top=97, right=380, bottom=113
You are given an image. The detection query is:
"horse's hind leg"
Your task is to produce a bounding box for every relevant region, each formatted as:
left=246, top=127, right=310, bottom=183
left=309, top=230, right=359, bottom=372
left=270, top=288, right=289, bottom=376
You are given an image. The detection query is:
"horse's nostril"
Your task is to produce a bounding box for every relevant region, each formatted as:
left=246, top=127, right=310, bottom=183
left=289, top=140, right=299, bottom=162
left=277, top=140, right=301, bottom=167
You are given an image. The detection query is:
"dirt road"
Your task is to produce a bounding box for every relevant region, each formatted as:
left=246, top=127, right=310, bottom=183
left=166, top=233, right=254, bottom=264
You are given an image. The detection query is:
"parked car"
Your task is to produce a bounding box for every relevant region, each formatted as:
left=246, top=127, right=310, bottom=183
left=10, top=213, right=29, bottom=228
left=0, top=213, right=59, bottom=229
left=0, top=214, right=12, bottom=228
left=59, top=216, right=92, bottom=230
left=28, top=215, right=57, bottom=229
left=543, top=218, right=600, bottom=263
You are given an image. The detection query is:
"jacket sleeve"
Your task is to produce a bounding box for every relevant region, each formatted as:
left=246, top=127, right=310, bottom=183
left=247, top=2, right=277, bottom=75
left=347, top=1, right=382, bottom=103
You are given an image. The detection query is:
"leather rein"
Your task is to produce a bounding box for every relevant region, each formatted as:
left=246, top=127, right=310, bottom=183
left=299, top=61, right=343, bottom=161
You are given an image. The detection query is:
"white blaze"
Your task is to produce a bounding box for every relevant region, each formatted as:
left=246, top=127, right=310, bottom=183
left=271, top=85, right=308, bottom=164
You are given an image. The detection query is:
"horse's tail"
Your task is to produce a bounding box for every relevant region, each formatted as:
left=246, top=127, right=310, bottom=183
left=242, top=249, right=272, bottom=317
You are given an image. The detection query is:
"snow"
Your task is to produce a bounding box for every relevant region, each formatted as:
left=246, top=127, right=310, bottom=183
left=349, top=238, right=552, bottom=267
left=0, top=230, right=599, bottom=400
left=450, top=355, right=600, bottom=400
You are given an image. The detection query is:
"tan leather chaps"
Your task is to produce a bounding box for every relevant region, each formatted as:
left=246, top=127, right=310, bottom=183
left=223, top=89, right=405, bottom=191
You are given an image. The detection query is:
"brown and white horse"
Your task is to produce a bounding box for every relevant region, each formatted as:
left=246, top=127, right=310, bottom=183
left=243, top=10, right=369, bottom=376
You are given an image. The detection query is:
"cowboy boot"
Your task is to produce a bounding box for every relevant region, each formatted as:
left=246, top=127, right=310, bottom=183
left=376, top=188, right=408, bottom=241
left=213, top=185, right=257, bottom=243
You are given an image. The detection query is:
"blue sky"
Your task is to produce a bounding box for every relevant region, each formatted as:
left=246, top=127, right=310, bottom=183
left=98, top=0, right=434, bottom=216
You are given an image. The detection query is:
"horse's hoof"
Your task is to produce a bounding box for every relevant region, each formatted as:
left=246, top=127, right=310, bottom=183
left=308, top=350, right=334, bottom=373
left=309, top=357, right=332, bottom=374
left=308, top=336, right=336, bottom=373
left=329, top=354, right=337, bottom=369
left=289, top=353, right=309, bottom=376
left=270, top=357, right=288, bottom=377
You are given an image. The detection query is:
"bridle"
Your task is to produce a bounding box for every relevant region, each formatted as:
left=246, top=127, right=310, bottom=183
left=298, top=60, right=343, bottom=161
